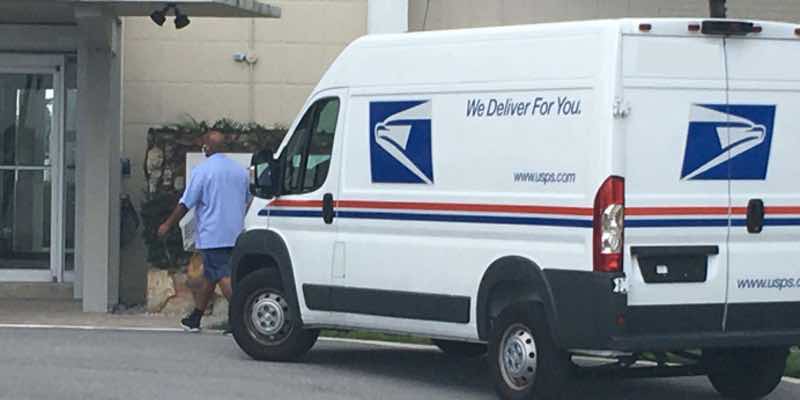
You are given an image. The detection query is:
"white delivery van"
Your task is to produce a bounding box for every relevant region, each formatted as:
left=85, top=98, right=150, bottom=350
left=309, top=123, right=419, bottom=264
left=229, top=19, right=800, bottom=400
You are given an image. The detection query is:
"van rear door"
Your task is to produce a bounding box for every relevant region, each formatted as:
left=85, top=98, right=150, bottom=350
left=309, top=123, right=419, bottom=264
left=724, top=36, right=800, bottom=331
left=622, top=34, right=730, bottom=335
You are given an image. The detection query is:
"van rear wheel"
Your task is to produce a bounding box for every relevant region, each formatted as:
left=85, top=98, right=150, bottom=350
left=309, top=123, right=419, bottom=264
left=230, top=268, right=319, bottom=361
left=488, top=303, right=569, bottom=400
left=433, top=339, right=487, bottom=358
left=704, top=347, right=788, bottom=400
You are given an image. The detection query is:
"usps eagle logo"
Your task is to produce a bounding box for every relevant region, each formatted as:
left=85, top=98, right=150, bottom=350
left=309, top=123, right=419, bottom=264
left=680, top=104, right=776, bottom=181
left=369, top=100, right=434, bottom=184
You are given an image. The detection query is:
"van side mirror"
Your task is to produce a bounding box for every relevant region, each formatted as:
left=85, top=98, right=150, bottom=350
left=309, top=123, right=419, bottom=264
left=250, top=150, right=279, bottom=199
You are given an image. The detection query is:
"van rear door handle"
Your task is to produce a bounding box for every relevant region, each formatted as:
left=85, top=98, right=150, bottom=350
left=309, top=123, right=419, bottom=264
left=322, top=193, right=335, bottom=224
left=746, top=199, right=765, bottom=234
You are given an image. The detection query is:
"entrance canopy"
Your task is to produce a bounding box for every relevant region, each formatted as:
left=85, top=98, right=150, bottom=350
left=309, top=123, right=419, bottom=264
left=69, top=0, right=281, bottom=18
left=0, top=1, right=280, bottom=24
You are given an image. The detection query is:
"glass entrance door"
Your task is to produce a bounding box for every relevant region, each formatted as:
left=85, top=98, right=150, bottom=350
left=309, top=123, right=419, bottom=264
left=0, top=56, right=66, bottom=282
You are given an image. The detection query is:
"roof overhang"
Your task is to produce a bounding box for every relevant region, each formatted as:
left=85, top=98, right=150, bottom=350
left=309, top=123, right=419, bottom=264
left=67, top=0, right=281, bottom=18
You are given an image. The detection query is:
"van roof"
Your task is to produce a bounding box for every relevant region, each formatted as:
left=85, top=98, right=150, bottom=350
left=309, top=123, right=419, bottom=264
left=315, top=18, right=800, bottom=92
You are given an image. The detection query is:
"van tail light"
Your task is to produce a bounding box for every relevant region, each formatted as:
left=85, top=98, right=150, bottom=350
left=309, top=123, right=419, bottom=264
left=593, top=176, right=625, bottom=273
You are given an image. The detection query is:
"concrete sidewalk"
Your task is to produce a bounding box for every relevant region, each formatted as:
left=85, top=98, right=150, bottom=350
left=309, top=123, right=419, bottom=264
left=0, top=300, right=182, bottom=331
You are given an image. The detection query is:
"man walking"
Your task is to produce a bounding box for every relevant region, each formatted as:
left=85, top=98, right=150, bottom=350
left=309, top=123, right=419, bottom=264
left=158, top=131, right=249, bottom=332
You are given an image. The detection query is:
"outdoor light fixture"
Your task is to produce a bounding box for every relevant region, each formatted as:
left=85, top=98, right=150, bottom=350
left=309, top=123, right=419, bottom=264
left=174, top=8, right=191, bottom=29
left=149, top=6, right=167, bottom=26
left=149, top=3, right=190, bottom=29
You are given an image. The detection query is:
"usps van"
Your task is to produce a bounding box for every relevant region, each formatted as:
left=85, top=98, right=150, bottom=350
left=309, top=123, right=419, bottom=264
left=229, top=19, right=800, bottom=399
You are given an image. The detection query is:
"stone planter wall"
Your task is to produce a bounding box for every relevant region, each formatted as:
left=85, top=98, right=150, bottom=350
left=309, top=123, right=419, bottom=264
left=141, top=120, right=286, bottom=268
left=141, top=120, right=286, bottom=315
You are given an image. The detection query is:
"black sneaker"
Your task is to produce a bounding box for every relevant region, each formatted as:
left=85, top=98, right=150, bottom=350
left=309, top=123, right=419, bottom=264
left=180, top=310, right=202, bottom=333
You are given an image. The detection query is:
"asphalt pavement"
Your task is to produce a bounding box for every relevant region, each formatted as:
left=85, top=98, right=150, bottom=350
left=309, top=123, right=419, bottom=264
left=0, top=328, right=797, bottom=400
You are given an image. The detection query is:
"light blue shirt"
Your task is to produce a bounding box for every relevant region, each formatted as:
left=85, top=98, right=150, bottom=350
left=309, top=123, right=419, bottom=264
left=180, top=154, right=249, bottom=249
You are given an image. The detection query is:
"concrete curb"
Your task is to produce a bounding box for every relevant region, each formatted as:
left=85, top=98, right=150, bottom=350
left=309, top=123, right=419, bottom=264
left=783, top=376, right=800, bottom=385
left=0, top=323, right=183, bottom=333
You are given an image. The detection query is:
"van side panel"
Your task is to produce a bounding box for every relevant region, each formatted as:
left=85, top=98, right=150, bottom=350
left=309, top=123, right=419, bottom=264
left=312, top=28, right=624, bottom=341
left=335, top=85, right=600, bottom=339
left=725, top=38, right=800, bottom=331
left=622, top=35, right=730, bottom=334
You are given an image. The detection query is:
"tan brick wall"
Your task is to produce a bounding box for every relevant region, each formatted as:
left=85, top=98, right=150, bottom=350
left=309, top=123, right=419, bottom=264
left=408, top=0, right=800, bottom=31
left=122, top=0, right=368, bottom=203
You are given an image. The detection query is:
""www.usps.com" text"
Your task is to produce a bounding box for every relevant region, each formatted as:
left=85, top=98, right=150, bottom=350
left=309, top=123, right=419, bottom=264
left=737, top=277, right=800, bottom=290
left=514, top=171, right=577, bottom=185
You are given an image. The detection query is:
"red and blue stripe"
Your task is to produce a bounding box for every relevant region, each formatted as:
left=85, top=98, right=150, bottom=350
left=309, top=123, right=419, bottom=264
left=261, top=200, right=800, bottom=228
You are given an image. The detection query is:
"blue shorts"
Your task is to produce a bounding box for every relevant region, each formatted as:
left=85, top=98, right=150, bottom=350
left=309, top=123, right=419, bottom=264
left=201, top=247, right=233, bottom=283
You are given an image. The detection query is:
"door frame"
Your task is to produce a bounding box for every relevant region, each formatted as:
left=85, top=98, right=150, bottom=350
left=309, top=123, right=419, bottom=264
left=0, top=54, right=69, bottom=282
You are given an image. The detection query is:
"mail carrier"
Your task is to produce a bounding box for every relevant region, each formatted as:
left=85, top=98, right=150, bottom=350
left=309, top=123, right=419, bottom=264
left=228, top=18, right=800, bottom=400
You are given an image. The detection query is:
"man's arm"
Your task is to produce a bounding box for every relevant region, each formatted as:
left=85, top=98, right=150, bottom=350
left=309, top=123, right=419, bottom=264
left=158, top=203, right=189, bottom=239
left=160, top=166, right=203, bottom=239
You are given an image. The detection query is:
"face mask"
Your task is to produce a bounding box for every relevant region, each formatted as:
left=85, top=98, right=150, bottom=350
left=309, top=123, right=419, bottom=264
left=201, top=145, right=209, bottom=157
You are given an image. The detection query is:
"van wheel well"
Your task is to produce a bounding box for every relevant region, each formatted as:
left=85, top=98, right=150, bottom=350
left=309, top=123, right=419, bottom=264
left=476, top=256, right=558, bottom=342
left=234, top=254, right=281, bottom=289
left=485, top=281, right=545, bottom=335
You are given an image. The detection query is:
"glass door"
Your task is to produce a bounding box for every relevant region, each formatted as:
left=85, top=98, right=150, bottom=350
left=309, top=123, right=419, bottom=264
left=0, top=55, right=66, bottom=282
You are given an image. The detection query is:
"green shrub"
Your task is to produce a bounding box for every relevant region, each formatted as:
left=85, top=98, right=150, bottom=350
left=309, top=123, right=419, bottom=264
left=786, top=347, right=800, bottom=378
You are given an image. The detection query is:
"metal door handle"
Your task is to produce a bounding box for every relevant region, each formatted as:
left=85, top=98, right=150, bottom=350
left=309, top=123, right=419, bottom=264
left=322, top=193, right=335, bottom=224
left=747, top=199, right=765, bottom=234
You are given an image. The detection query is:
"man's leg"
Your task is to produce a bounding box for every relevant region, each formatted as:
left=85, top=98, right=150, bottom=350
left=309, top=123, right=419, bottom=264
left=181, top=250, right=222, bottom=332
left=218, top=277, right=232, bottom=300
left=191, top=276, right=217, bottom=312
left=215, top=249, right=234, bottom=334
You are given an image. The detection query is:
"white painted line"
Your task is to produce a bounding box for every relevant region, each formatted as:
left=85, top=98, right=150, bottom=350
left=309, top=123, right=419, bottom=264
left=782, top=376, right=800, bottom=385
left=0, top=323, right=183, bottom=333
left=319, top=336, right=437, bottom=351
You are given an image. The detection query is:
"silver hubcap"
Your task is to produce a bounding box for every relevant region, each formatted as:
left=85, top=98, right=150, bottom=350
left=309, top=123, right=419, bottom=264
left=249, top=293, right=288, bottom=337
left=499, top=324, right=538, bottom=391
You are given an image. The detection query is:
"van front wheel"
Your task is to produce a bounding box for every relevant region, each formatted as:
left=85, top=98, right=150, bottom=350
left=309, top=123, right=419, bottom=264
left=705, top=347, right=788, bottom=400
left=488, top=303, right=569, bottom=400
left=230, top=269, right=319, bottom=362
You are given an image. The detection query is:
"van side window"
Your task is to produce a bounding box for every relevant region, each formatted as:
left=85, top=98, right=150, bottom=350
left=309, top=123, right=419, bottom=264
left=281, top=97, right=340, bottom=195
left=282, top=110, right=313, bottom=193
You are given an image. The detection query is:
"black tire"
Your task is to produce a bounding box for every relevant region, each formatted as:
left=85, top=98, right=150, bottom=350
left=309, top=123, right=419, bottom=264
left=704, top=347, right=789, bottom=400
left=488, top=303, right=570, bottom=400
left=433, top=339, right=487, bottom=358
left=230, top=268, right=319, bottom=361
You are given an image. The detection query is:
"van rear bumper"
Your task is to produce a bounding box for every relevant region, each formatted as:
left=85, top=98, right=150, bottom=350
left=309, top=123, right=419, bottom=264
left=544, top=270, right=800, bottom=351
left=544, top=270, right=627, bottom=349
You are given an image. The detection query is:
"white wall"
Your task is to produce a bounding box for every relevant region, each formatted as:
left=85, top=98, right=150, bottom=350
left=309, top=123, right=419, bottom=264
left=408, top=0, right=800, bottom=31
left=368, top=0, right=408, bottom=33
